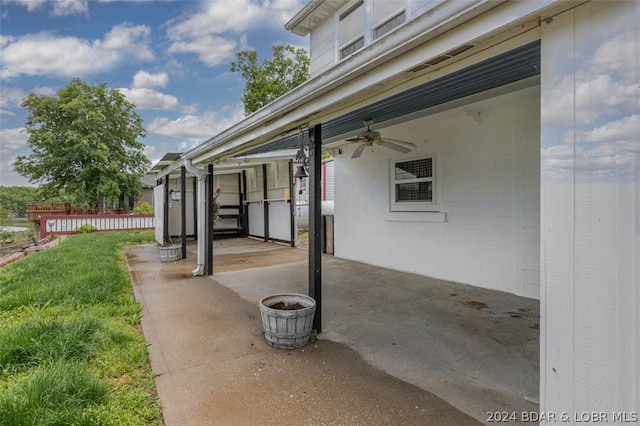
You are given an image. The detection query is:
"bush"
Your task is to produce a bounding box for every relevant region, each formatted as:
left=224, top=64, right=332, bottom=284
left=132, top=202, right=154, bottom=215
left=75, top=224, right=97, bottom=233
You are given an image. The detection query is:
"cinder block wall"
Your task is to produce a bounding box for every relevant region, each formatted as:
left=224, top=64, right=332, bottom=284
left=334, top=86, right=540, bottom=298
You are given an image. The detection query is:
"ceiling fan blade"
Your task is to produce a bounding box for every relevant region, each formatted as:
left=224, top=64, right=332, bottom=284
left=345, top=137, right=362, bottom=142
left=351, top=143, right=367, bottom=158
left=378, top=140, right=412, bottom=154
left=382, top=138, right=417, bottom=148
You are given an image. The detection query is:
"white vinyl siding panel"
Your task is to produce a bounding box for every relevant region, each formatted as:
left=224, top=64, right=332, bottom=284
left=309, top=17, right=337, bottom=76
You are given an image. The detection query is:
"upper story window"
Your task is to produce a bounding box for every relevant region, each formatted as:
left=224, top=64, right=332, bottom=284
left=339, top=1, right=365, bottom=60
left=337, top=0, right=446, bottom=61
left=372, top=0, right=405, bottom=39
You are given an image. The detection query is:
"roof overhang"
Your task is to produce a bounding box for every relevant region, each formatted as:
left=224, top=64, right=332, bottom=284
left=154, top=149, right=300, bottom=180
left=285, top=0, right=349, bottom=36
left=181, top=0, right=565, bottom=167
left=159, top=0, right=582, bottom=180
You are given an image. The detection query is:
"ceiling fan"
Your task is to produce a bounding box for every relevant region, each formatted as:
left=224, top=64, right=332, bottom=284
left=345, top=119, right=417, bottom=158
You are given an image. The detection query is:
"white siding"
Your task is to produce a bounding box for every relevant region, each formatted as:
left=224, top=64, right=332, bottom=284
left=334, top=86, right=540, bottom=298
left=540, top=1, right=639, bottom=418
left=309, top=15, right=336, bottom=77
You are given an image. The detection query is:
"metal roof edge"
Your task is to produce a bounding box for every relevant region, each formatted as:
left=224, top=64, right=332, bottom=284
left=182, top=0, right=500, bottom=164
left=285, top=0, right=325, bottom=36
left=182, top=0, right=561, bottom=165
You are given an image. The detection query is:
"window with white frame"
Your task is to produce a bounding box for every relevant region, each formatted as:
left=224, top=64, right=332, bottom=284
left=338, top=0, right=447, bottom=60
left=336, top=0, right=449, bottom=60
left=338, top=1, right=365, bottom=60
left=390, top=156, right=436, bottom=211
left=372, top=0, right=405, bottom=39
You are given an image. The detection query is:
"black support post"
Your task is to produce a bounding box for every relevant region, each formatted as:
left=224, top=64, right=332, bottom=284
left=242, top=170, right=248, bottom=237
left=288, top=159, right=295, bottom=247
left=205, top=164, right=214, bottom=276
left=180, top=166, right=187, bottom=259
left=308, top=124, right=322, bottom=333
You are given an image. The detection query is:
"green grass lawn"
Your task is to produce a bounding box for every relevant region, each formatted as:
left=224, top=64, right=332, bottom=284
left=0, top=231, right=162, bottom=425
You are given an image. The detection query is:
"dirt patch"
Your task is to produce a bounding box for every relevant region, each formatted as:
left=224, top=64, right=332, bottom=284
left=464, top=300, right=488, bottom=310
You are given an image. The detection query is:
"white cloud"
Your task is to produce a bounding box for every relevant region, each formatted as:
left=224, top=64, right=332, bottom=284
left=0, top=85, right=56, bottom=110
left=1, top=24, right=154, bottom=79
left=147, top=106, right=244, bottom=142
left=8, top=0, right=88, bottom=16
left=117, top=70, right=180, bottom=111
left=118, top=87, right=180, bottom=111
left=0, top=127, right=28, bottom=155
left=165, top=0, right=303, bottom=67
left=9, top=0, right=47, bottom=12
left=0, top=87, right=27, bottom=109
left=133, top=70, right=169, bottom=89
left=100, top=23, right=154, bottom=60
left=167, top=35, right=240, bottom=67
left=0, top=35, right=14, bottom=49
left=51, top=0, right=88, bottom=16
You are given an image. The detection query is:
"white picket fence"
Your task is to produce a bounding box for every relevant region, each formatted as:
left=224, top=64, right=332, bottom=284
left=39, top=214, right=155, bottom=239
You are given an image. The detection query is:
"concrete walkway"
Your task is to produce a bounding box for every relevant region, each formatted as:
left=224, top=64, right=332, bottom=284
left=126, top=239, right=539, bottom=425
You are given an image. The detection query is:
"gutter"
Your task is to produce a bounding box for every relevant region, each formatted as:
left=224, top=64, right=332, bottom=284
left=183, top=159, right=206, bottom=276
left=182, top=0, right=564, bottom=165
left=181, top=0, right=505, bottom=163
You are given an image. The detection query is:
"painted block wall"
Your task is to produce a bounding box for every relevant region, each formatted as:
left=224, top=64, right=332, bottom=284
left=334, top=86, right=540, bottom=298
left=540, top=1, right=639, bottom=419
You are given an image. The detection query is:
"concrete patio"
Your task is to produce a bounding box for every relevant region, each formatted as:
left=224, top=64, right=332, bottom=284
left=127, top=238, right=539, bottom=425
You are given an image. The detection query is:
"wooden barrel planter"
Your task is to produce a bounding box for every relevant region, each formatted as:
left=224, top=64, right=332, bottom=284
left=259, top=293, right=316, bottom=349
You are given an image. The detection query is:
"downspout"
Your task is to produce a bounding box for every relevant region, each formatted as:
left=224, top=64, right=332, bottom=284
left=184, top=159, right=206, bottom=276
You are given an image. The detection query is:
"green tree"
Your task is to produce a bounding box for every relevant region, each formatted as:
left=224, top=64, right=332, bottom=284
left=231, top=44, right=309, bottom=116
left=0, top=186, right=38, bottom=216
left=0, top=186, right=77, bottom=216
left=13, top=79, right=150, bottom=207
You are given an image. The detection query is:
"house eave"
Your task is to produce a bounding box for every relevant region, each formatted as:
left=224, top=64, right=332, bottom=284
left=285, top=0, right=349, bottom=36
left=180, top=0, right=571, bottom=168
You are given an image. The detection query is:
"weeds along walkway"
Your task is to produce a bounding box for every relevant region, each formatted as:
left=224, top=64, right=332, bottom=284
left=0, top=231, right=162, bottom=425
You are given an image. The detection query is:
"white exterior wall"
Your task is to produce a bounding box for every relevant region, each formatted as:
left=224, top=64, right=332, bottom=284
left=309, top=16, right=336, bottom=77
left=540, top=1, right=639, bottom=420
left=166, top=177, right=195, bottom=237
left=334, top=86, right=540, bottom=298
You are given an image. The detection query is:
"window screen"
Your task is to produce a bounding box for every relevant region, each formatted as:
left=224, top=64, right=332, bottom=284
left=392, top=157, right=434, bottom=205
left=395, top=158, right=432, bottom=180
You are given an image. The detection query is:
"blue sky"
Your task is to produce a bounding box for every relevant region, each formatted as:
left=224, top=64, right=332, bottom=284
left=0, top=0, right=307, bottom=186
